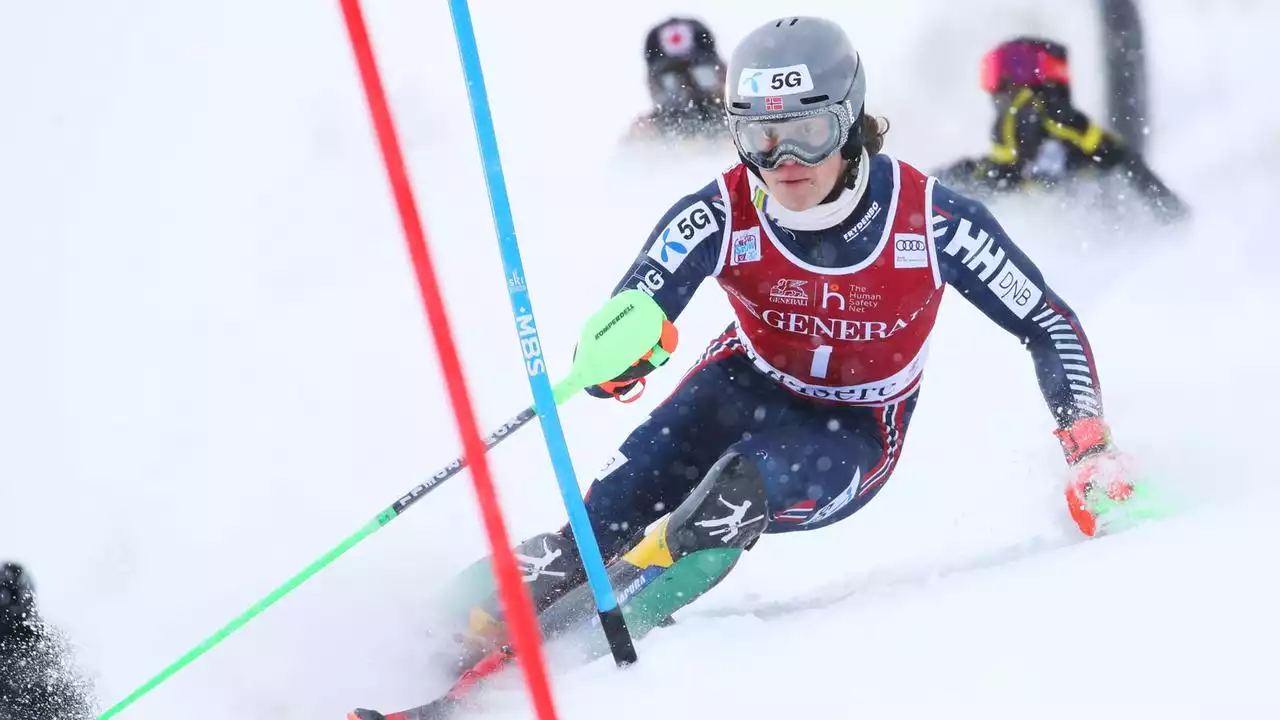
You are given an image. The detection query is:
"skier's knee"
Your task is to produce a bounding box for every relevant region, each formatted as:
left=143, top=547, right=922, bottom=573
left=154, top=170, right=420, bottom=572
left=665, top=451, right=768, bottom=556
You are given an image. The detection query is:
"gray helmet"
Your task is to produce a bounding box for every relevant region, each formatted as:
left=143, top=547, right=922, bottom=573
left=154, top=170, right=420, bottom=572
left=725, top=17, right=867, bottom=167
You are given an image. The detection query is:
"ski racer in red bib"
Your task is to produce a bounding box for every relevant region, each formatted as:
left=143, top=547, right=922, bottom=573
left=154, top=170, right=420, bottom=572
left=362, top=19, right=1143, bottom=712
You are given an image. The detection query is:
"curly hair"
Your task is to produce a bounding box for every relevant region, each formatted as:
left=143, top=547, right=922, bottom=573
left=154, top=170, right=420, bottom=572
left=862, top=113, right=889, bottom=155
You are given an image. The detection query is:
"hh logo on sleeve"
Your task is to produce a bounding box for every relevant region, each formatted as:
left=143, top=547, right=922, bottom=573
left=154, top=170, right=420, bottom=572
left=941, top=217, right=1043, bottom=319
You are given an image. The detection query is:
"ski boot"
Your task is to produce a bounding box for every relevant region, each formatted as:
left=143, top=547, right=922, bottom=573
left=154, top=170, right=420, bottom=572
left=431, top=531, right=586, bottom=676
left=530, top=450, right=767, bottom=656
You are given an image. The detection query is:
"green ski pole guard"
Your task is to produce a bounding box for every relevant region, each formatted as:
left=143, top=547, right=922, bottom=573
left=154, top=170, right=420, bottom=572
left=552, top=289, right=671, bottom=405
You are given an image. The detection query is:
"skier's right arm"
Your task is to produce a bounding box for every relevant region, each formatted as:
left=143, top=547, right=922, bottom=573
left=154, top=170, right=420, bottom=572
left=608, top=181, right=726, bottom=320
left=586, top=182, right=726, bottom=399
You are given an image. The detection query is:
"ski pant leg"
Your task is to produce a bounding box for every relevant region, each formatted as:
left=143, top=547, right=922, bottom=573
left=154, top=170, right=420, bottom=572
left=434, top=333, right=759, bottom=649
left=436, top=331, right=920, bottom=669
left=654, top=391, right=918, bottom=558
left=573, top=392, right=920, bottom=645
left=753, top=393, right=918, bottom=532
left=573, top=331, right=766, bottom=558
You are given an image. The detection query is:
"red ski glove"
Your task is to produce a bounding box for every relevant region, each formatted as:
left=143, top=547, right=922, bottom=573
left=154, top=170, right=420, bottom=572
left=1055, top=417, right=1134, bottom=536
left=585, top=318, right=679, bottom=402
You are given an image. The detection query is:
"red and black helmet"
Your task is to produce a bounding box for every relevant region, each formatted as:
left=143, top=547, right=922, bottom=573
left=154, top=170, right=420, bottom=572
left=643, top=17, right=725, bottom=108
left=980, top=37, right=1070, bottom=94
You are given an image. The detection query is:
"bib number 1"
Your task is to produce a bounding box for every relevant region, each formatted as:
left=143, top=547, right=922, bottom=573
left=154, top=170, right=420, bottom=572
left=810, top=345, right=832, bottom=379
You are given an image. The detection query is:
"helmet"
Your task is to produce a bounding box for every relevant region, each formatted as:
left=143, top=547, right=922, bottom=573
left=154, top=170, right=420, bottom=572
left=980, top=37, right=1070, bottom=94
left=725, top=17, right=867, bottom=170
left=644, top=17, right=725, bottom=112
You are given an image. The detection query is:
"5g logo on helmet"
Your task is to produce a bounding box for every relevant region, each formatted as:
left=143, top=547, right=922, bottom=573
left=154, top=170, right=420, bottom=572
left=737, top=64, right=815, bottom=97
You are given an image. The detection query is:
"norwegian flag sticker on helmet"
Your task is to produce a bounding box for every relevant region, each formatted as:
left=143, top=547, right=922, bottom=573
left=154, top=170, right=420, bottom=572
left=765, top=96, right=784, bottom=111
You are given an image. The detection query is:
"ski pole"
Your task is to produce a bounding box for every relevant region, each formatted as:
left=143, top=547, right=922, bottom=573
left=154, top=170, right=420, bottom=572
left=95, top=290, right=667, bottom=720
left=94, top=410, right=532, bottom=720
left=446, top=0, right=638, bottom=667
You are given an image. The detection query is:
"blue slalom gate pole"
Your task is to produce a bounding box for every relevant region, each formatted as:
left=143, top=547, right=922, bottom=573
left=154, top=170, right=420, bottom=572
left=446, top=0, right=637, bottom=665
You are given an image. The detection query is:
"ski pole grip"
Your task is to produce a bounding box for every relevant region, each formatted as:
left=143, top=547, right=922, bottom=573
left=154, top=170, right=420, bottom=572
left=555, top=291, right=671, bottom=401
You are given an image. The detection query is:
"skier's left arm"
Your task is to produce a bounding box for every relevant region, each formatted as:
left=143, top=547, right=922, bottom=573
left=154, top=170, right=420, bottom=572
left=930, top=182, right=1112, bottom=467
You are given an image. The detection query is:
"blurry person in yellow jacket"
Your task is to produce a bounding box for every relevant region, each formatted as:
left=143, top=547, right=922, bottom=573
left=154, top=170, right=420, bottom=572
left=938, top=37, right=1187, bottom=223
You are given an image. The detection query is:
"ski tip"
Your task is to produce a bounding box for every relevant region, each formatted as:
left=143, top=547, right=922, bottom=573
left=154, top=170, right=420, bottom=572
left=347, top=710, right=385, bottom=720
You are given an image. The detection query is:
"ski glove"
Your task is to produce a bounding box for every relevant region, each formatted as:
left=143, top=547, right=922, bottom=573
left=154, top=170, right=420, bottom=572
left=585, top=318, right=679, bottom=402
left=1055, top=417, right=1135, bottom=536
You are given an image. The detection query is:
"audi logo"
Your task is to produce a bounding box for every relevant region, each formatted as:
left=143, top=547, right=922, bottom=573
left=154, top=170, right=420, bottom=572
left=896, top=238, right=926, bottom=251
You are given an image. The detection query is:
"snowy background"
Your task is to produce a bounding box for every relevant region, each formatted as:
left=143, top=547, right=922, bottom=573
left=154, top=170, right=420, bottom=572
left=1, top=0, right=1277, bottom=718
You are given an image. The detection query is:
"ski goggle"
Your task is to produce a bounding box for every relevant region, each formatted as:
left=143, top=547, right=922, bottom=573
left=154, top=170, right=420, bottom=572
left=686, top=63, right=721, bottom=92
left=652, top=61, right=722, bottom=93
left=730, top=103, right=852, bottom=170
left=980, top=42, right=1070, bottom=93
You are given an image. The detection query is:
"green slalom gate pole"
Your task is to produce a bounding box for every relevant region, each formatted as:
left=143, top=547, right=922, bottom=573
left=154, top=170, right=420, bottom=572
left=96, top=290, right=667, bottom=719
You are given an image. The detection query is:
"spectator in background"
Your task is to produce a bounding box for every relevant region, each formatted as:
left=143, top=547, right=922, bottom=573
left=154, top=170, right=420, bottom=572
left=937, top=36, right=1187, bottom=223
left=626, top=17, right=730, bottom=142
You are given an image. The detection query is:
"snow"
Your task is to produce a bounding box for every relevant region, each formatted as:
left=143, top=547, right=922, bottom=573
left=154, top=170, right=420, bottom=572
left=1, top=0, right=1277, bottom=718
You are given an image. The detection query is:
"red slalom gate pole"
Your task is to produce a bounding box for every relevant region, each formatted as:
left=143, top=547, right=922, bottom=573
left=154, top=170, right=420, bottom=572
left=337, top=3, right=558, bottom=719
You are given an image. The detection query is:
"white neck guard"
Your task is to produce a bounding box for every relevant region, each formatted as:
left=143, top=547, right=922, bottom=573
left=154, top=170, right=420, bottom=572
left=749, top=148, right=871, bottom=231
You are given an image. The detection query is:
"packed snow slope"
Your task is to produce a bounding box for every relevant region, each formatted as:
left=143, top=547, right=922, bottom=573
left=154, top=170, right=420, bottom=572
left=1, top=1, right=1276, bottom=718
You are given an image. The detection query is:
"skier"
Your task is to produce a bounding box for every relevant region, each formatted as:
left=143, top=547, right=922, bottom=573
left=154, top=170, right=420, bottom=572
left=352, top=16, right=1142, bottom=719
left=936, top=36, right=1187, bottom=222
left=0, top=562, right=94, bottom=719
left=624, top=16, right=730, bottom=142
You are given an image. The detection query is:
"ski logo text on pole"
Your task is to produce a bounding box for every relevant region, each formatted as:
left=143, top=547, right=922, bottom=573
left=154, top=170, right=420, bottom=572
left=647, top=201, right=718, bottom=272
left=515, top=313, right=546, bottom=376
left=507, top=269, right=526, bottom=294
left=737, top=64, right=815, bottom=97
